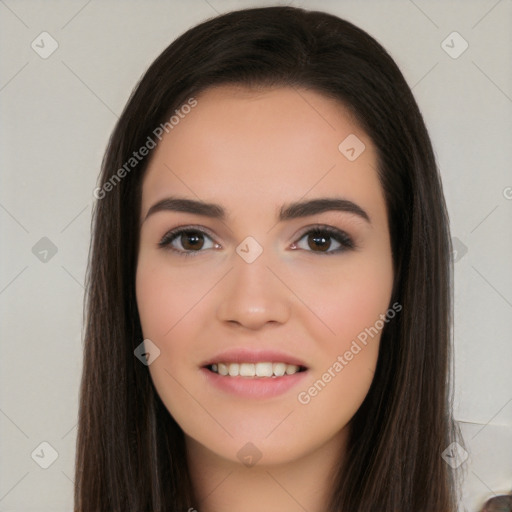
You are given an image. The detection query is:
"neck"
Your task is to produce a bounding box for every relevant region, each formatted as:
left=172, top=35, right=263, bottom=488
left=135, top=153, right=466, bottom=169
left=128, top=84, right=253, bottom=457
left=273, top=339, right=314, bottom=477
left=185, top=428, right=348, bottom=512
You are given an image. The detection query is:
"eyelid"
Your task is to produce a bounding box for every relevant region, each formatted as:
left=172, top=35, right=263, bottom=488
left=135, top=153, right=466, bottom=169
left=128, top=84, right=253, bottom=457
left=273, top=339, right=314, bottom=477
left=158, top=223, right=355, bottom=256
left=293, top=224, right=355, bottom=252
left=158, top=224, right=218, bottom=250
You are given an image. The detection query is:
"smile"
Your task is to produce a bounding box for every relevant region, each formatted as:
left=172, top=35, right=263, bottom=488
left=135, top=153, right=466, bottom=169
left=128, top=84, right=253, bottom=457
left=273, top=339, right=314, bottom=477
left=207, top=362, right=307, bottom=378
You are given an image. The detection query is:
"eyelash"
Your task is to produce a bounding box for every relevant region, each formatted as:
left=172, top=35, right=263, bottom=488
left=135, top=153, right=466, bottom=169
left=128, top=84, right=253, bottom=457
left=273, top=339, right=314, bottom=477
left=158, top=224, right=355, bottom=258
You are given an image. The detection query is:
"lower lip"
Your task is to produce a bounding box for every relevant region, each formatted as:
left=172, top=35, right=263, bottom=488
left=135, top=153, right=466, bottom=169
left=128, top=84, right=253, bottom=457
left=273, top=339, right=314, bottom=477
left=200, top=367, right=309, bottom=399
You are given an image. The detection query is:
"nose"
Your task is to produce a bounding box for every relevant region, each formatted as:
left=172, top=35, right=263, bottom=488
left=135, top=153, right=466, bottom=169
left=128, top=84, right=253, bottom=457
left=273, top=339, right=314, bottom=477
left=216, top=250, right=291, bottom=330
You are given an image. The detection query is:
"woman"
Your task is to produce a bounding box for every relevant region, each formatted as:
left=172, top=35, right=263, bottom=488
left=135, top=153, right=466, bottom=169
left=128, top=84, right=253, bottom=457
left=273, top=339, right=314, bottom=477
left=75, top=5, right=466, bottom=511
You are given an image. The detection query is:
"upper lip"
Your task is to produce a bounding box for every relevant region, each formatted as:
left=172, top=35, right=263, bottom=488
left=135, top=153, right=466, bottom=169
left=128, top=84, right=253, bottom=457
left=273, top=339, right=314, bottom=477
left=201, top=348, right=308, bottom=369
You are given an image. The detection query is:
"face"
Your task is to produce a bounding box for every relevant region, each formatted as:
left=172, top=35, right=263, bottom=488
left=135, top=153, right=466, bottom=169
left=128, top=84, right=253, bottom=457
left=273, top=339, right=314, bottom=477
left=136, top=85, right=394, bottom=467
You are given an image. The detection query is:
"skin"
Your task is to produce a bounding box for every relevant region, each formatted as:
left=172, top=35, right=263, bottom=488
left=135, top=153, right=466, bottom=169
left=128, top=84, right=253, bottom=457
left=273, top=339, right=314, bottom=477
left=136, top=85, right=394, bottom=512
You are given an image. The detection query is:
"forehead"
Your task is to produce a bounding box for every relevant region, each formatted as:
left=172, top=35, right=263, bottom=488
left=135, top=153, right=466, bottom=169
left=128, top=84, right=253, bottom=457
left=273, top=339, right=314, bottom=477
left=140, top=85, right=384, bottom=224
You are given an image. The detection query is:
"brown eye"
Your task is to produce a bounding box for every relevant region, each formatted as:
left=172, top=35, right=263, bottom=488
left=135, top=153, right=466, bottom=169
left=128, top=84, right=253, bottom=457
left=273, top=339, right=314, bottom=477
left=293, top=227, right=354, bottom=255
left=178, top=231, right=205, bottom=251
left=159, top=227, right=217, bottom=256
left=306, top=232, right=332, bottom=252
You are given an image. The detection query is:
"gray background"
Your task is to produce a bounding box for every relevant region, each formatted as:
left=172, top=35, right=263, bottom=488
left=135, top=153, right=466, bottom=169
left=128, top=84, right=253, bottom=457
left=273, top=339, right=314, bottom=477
left=1, top=0, right=511, bottom=510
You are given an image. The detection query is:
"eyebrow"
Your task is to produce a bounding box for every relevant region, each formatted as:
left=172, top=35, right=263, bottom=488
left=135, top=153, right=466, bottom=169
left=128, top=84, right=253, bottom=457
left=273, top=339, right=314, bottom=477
left=143, top=196, right=371, bottom=224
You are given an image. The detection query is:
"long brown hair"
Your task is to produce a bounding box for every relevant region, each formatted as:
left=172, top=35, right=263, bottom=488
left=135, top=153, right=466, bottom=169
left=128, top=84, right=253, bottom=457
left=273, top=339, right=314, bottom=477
left=75, top=6, right=464, bottom=510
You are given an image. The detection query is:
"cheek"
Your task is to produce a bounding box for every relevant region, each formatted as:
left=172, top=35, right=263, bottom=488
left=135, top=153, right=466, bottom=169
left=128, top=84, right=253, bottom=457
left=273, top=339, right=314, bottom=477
left=293, top=250, right=394, bottom=354
left=135, top=253, right=216, bottom=383
left=293, top=260, right=392, bottom=434
left=135, top=253, right=208, bottom=339
left=334, top=268, right=392, bottom=343
left=135, top=256, right=205, bottom=424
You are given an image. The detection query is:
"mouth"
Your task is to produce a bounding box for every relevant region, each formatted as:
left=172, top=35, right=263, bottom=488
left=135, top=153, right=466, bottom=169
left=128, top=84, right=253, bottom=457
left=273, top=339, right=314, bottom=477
left=199, top=349, right=309, bottom=398
left=204, top=362, right=308, bottom=378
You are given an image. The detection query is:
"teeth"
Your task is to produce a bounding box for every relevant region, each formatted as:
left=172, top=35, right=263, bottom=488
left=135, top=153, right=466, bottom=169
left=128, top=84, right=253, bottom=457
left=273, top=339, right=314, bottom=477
left=255, top=362, right=273, bottom=377
left=240, top=363, right=255, bottom=377
left=210, top=362, right=303, bottom=377
left=273, top=362, right=286, bottom=377
left=228, top=363, right=240, bottom=376
left=285, top=364, right=298, bottom=375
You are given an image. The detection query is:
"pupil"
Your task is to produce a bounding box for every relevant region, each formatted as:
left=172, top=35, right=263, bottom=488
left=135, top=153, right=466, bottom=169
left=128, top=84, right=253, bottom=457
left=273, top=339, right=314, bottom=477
left=182, top=231, right=203, bottom=250
left=309, top=233, right=329, bottom=251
